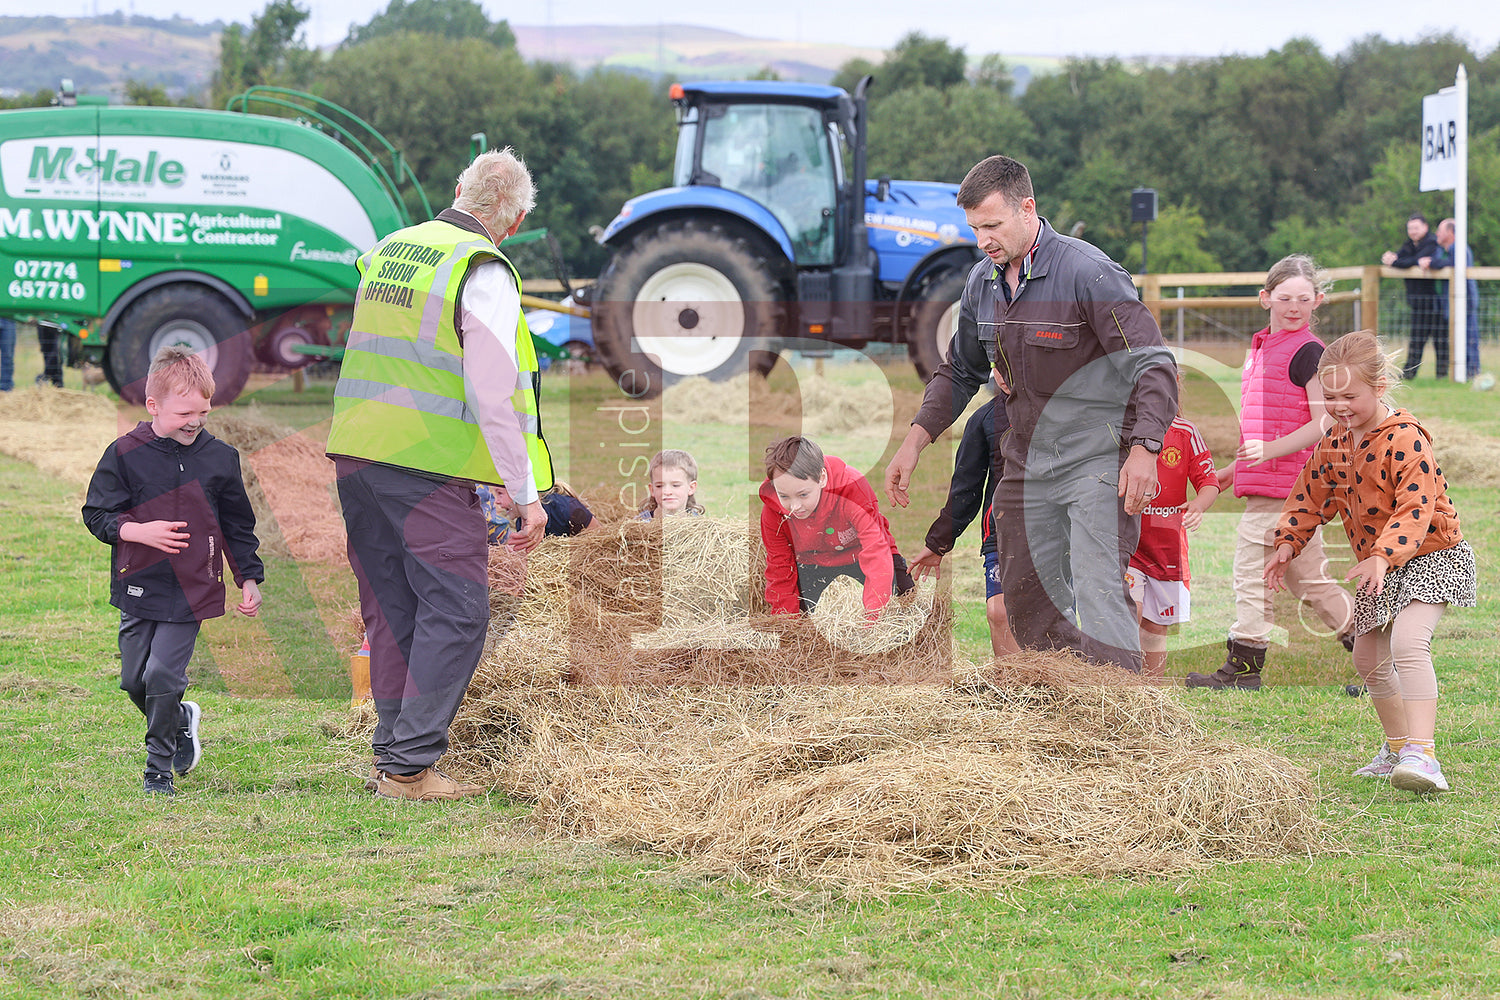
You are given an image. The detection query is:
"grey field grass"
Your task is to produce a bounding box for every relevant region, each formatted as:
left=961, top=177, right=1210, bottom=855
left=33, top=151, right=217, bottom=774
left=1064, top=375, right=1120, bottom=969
left=1, top=363, right=1499, bottom=998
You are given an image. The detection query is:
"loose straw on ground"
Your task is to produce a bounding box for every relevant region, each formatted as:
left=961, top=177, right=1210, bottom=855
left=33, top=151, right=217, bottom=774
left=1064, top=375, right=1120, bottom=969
left=340, top=513, right=1330, bottom=897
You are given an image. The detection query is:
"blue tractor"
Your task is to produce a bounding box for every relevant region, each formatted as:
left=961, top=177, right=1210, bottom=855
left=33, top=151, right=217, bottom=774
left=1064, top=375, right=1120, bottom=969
left=587, top=78, right=981, bottom=396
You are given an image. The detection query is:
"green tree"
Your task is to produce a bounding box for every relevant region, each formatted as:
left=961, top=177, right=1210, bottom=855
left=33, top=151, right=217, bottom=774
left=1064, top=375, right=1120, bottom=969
left=316, top=38, right=671, bottom=275
left=877, top=32, right=967, bottom=95
left=210, top=0, right=317, bottom=107
left=1326, top=33, right=1480, bottom=195
left=1331, top=129, right=1500, bottom=270
left=123, top=80, right=172, bottom=106
left=972, top=53, right=1013, bottom=96
left=868, top=84, right=1034, bottom=184
left=1018, top=58, right=1144, bottom=183
left=831, top=58, right=878, bottom=96
left=0, top=88, right=54, bottom=110
left=317, top=34, right=537, bottom=219
left=1123, top=202, right=1220, bottom=275
left=527, top=67, right=676, bottom=274
left=343, top=0, right=515, bottom=50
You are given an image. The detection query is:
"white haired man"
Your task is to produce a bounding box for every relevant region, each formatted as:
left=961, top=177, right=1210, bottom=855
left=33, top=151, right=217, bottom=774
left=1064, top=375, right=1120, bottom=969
left=327, top=148, right=554, bottom=800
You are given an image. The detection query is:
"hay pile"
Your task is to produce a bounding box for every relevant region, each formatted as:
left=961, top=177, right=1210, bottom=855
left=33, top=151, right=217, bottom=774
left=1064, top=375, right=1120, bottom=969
left=443, top=653, right=1323, bottom=896
left=0, top=389, right=350, bottom=564
left=663, top=370, right=922, bottom=439
left=341, top=515, right=1329, bottom=895
left=1425, top=418, right=1500, bottom=488
left=0, top=387, right=124, bottom=485
left=210, top=406, right=346, bottom=564
left=475, top=516, right=951, bottom=686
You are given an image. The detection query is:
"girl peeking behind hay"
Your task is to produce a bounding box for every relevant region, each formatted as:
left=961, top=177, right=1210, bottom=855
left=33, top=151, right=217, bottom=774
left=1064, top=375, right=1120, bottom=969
left=638, top=449, right=705, bottom=520
left=478, top=481, right=598, bottom=543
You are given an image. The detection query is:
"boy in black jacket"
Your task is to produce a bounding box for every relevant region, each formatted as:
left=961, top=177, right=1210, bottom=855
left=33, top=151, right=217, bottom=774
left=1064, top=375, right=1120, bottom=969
left=908, top=392, right=1018, bottom=656
left=82, top=346, right=264, bottom=796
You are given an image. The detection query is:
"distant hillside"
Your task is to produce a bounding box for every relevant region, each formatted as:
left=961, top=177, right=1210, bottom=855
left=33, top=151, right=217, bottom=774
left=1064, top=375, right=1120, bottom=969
left=511, top=23, right=885, bottom=84
left=510, top=23, right=1063, bottom=89
left=0, top=15, right=1060, bottom=100
left=0, top=14, right=221, bottom=97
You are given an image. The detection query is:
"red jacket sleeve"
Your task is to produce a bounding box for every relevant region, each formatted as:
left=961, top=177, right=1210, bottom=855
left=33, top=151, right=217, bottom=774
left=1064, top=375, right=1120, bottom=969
left=845, top=495, right=895, bottom=613
left=760, top=497, right=801, bottom=615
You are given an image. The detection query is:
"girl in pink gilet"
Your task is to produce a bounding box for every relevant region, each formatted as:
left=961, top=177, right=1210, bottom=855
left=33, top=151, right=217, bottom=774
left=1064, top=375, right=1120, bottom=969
left=1186, top=254, right=1353, bottom=690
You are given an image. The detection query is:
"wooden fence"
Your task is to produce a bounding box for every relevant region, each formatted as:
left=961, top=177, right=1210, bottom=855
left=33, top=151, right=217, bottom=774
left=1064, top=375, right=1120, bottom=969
left=1136, top=265, right=1500, bottom=354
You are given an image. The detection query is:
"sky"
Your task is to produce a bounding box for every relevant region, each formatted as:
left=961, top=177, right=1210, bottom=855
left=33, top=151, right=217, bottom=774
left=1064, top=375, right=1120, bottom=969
left=9, top=0, right=1500, bottom=59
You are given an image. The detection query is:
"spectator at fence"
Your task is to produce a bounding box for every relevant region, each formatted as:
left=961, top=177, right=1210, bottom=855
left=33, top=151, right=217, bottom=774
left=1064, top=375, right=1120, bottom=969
left=1420, top=218, right=1481, bottom=380
left=1381, top=213, right=1446, bottom=379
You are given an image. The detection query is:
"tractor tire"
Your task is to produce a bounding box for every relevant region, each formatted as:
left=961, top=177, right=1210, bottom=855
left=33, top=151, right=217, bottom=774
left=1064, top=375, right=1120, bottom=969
left=105, top=285, right=253, bottom=406
left=907, top=269, right=969, bottom=384
left=593, top=221, right=785, bottom=399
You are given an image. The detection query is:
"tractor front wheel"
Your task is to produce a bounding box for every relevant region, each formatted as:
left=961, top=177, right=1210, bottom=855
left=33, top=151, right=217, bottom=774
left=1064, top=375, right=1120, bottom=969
left=907, top=269, right=969, bottom=384
left=593, top=222, right=784, bottom=398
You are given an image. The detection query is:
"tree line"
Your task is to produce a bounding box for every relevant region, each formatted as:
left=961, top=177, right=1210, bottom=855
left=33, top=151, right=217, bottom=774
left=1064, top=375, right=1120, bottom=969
left=5, top=0, right=1497, bottom=278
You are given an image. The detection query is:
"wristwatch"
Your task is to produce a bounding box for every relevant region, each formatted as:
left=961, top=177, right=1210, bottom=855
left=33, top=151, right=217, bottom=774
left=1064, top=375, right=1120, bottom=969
left=1130, top=436, right=1163, bottom=454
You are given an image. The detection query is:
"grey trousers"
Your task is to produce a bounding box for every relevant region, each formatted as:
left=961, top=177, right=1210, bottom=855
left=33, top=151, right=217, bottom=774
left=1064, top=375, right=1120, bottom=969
left=118, top=614, right=201, bottom=774
left=335, top=458, right=490, bottom=774
left=995, top=451, right=1143, bottom=673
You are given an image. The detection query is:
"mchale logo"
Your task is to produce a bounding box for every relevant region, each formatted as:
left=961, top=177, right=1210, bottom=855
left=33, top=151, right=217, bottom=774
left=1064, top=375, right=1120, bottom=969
left=28, top=145, right=185, bottom=187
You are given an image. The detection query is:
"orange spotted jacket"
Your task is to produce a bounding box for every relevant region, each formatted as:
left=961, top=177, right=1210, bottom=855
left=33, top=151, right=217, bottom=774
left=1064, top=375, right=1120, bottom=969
left=1275, top=407, right=1463, bottom=568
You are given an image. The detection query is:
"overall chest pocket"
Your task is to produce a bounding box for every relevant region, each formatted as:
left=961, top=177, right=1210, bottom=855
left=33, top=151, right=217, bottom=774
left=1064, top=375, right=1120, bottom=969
left=1020, top=325, right=1081, bottom=396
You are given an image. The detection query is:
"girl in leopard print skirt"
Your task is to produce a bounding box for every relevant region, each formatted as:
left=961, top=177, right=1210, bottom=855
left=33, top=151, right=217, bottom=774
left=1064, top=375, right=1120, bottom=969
left=1267, top=330, right=1475, bottom=794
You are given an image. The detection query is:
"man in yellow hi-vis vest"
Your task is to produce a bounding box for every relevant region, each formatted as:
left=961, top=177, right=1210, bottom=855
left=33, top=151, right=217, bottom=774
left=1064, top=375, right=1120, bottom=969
left=327, top=148, right=552, bottom=801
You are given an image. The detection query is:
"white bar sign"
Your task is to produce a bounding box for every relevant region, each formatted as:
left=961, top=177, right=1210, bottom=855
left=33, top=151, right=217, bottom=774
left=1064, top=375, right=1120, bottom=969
left=1420, top=88, right=1460, bottom=192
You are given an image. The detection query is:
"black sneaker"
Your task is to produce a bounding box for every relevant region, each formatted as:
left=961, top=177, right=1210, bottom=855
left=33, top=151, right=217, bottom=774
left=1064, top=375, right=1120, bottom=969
left=144, top=770, right=176, bottom=795
left=173, top=700, right=202, bottom=775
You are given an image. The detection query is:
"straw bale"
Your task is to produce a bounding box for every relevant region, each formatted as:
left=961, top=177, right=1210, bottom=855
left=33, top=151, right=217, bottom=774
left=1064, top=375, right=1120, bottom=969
left=808, top=575, right=934, bottom=654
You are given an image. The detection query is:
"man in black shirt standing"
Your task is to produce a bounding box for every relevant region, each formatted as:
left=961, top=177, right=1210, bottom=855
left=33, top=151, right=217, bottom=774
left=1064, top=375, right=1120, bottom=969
left=1381, top=213, right=1445, bottom=379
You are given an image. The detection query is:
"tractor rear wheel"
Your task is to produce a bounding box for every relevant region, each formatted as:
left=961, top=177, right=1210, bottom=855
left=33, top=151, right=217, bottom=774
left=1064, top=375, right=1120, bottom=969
left=593, top=222, right=784, bottom=398
left=907, top=269, right=969, bottom=384
left=105, top=285, right=253, bottom=406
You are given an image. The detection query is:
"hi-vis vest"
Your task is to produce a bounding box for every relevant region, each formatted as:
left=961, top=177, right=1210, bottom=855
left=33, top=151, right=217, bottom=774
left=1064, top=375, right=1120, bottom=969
left=326, top=218, right=553, bottom=490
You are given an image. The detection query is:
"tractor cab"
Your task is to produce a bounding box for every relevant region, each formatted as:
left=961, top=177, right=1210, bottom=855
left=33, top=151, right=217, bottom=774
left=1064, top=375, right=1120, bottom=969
left=670, top=82, right=855, bottom=267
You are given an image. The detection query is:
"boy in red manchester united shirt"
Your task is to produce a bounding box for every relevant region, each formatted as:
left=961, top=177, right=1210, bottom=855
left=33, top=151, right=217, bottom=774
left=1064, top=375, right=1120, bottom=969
left=1126, top=413, right=1220, bottom=676
left=759, top=436, right=914, bottom=618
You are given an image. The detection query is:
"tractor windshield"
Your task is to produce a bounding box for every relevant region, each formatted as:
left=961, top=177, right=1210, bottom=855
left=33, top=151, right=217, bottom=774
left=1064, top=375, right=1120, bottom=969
left=696, top=103, right=836, bottom=265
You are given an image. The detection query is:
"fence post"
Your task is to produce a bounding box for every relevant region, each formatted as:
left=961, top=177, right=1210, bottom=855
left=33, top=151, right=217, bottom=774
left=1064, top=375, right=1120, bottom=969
left=1361, top=265, right=1381, bottom=335
left=1142, top=273, right=1162, bottom=326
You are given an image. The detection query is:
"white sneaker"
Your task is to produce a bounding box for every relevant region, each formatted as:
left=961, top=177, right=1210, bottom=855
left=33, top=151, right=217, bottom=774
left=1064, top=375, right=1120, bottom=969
left=1390, top=747, right=1450, bottom=794
left=173, top=701, right=201, bottom=775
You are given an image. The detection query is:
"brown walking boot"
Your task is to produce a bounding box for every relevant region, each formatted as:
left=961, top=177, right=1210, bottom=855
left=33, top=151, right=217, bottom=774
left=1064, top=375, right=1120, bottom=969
left=1185, top=639, right=1266, bottom=691
left=374, top=767, right=486, bottom=801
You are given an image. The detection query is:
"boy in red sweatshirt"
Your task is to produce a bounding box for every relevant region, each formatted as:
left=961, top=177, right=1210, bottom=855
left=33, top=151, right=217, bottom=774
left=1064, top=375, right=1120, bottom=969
left=759, top=436, right=914, bottom=617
